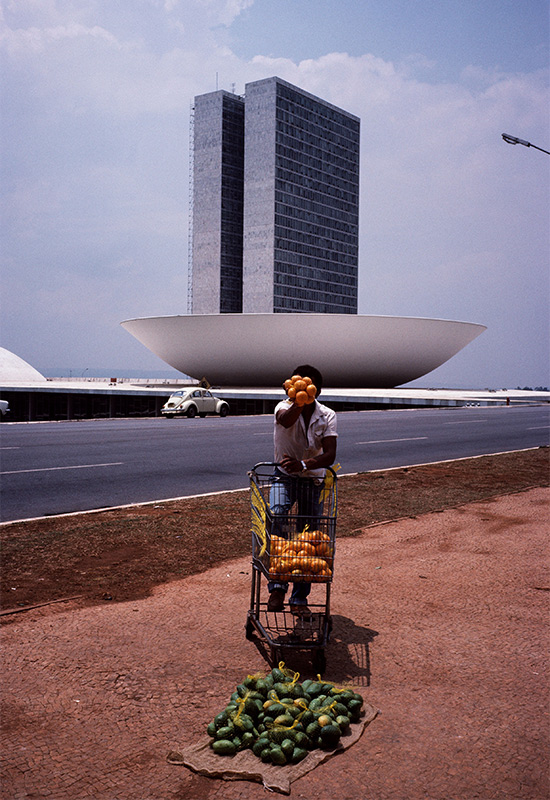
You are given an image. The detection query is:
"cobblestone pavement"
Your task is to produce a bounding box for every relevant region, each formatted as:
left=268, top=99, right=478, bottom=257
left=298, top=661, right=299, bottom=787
left=2, top=488, right=548, bottom=800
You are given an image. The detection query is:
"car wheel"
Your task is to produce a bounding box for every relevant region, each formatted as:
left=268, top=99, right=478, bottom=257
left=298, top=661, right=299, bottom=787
left=165, top=414, right=174, bottom=419
left=219, top=405, right=229, bottom=417
left=186, top=405, right=197, bottom=418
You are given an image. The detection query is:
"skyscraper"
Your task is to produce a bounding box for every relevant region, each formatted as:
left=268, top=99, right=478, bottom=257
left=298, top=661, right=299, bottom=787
left=191, top=76, right=360, bottom=315
left=191, top=90, right=245, bottom=314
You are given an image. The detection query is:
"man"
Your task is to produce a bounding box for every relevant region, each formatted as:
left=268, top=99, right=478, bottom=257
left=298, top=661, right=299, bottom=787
left=267, top=365, right=337, bottom=615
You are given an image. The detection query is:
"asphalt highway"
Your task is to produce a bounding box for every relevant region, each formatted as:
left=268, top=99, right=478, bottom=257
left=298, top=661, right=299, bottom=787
left=0, top=405, right=548, bottom=522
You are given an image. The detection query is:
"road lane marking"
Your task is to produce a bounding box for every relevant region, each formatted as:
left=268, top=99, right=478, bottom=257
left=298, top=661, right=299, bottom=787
left=356, top=437, right=428, bottom=444
left=2, top=446, right=542, bottom=525
left=444, top=420, right=486, bottom=424
left=1, top=462, right=123, bottom=476
left=528, top=426, right=549, bottom=430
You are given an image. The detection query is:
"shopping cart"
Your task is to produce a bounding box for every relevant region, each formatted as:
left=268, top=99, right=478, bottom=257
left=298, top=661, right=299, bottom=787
left=246, top=462, right=338, bottom=674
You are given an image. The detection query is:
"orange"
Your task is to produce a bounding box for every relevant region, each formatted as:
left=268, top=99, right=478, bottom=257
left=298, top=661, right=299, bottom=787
left=316, top=564, right=332, bottom=579
left=283, top=379, right=293, bottom=391
left=291, top=374, right=302, bottom=382
left=287, top=386, right=296, bottom=399
left=300, top=529, right=320, bottom=542
left=293, top=379, right=306, bottom=392
left=269, top=557, right=284, bottom=574
left=306, top=383, right=317, bottom=397
left=316, top=541, right=333, bottom=558
left=302, top=376, right=312, bottom=385
left=297, top=556, right=314, bottom=574
left=283, top=541, right=301, bottom=555
left=297, top=542, right=316, bottom=557
left=285, top=539, right=299, bottom=550
left=295, top=390, right=308, bottom=406
left=271, top=558, right=293, bottom=579
left=298, top=555, right=327, bottom=574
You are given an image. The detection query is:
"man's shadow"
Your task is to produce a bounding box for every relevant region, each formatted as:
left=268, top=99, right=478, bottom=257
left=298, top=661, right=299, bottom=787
left=325, top=614, right=378, bottom=687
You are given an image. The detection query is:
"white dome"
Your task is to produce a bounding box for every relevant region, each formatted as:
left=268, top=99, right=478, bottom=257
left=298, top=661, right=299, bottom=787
left=121, top=313, right=486, bottom=388
left=0, top=347, right=46, bottom=383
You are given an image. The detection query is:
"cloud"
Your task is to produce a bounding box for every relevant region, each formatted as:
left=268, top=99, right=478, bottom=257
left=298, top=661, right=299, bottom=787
left=155, top=0, right=255, bottom=26
left=1, top=21, right=121, bottom=55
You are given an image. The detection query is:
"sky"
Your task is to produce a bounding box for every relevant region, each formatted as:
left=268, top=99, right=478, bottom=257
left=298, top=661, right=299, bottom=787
left=1, top=0, right=548, bottom=389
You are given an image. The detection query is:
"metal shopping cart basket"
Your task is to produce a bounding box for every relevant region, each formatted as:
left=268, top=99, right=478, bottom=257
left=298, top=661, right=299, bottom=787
left=246, top=462, right=338, bottom=674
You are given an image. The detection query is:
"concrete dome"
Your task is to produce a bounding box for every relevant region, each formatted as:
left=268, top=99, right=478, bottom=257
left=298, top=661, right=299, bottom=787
left=0, top=347, right=46, bottom=383
left=121, top=313, right=486, bottom=388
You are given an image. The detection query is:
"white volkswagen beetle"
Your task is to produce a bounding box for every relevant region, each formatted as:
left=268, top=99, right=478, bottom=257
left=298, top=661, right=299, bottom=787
left=161, top=389, right=229, bottom=419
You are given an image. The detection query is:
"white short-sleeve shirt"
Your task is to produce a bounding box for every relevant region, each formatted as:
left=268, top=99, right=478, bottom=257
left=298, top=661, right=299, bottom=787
left=273, top=399, right=337, bottom=479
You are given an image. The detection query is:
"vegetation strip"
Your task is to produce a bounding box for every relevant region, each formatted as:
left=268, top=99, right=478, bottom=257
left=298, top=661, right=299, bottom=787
left=1, top=448, right=547, bottom=617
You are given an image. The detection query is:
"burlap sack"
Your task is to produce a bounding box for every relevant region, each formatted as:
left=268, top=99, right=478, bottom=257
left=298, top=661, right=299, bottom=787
left=167, top=701, right=378, bottom=795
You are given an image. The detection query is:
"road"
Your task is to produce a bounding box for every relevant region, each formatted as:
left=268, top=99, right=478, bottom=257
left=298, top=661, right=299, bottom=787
left=1, top=405, right=548, bottom=522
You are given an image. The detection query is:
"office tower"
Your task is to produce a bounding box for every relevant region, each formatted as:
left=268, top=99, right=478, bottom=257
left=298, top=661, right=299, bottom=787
left=191, top=90, right=245, bottom=314
left=191, top=77, right=360, bottom=315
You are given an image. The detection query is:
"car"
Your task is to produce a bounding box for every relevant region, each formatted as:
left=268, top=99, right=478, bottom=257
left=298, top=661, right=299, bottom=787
left=161, top=389, right=229, bottom=419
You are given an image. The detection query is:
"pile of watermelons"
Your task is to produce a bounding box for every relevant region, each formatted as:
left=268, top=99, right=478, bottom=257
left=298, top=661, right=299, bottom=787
left=207, top=664, right=364, bottom=766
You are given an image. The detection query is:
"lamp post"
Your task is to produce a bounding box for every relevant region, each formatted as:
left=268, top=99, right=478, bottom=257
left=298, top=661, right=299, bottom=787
left=502, top=133, right=550, bottom=156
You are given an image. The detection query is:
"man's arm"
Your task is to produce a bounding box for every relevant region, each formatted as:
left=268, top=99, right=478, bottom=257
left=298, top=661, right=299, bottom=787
left=276, top=402, right=304, bottom=429
left=280, top=436, right=337, bottom=474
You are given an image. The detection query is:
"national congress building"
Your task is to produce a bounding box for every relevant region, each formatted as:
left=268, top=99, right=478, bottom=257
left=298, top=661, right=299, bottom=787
left=121, top=77, right=485, bottom=387
left=190, top=76, right=360, bottom=316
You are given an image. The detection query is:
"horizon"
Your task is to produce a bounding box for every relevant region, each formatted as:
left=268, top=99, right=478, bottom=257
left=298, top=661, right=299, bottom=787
left=40, top=367, right=549, bottom=393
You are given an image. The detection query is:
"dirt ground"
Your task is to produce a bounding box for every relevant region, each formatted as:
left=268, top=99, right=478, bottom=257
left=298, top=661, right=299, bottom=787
left=1, top=448, right=549, bottom=800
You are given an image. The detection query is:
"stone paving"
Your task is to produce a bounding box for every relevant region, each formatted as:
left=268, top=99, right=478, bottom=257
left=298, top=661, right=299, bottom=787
left=1, top=488, right=549, bottom=799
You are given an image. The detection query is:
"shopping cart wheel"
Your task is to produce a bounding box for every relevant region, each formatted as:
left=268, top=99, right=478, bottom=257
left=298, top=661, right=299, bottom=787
left=313, top=649, right=326, bottom=675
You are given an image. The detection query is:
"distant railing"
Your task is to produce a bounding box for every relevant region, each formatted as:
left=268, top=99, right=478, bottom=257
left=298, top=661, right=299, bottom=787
left=47, top=377, right=197, bottom=386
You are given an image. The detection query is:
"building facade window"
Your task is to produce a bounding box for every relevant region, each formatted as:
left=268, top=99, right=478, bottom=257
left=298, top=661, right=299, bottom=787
left=193, top=77, right=360, bottom=315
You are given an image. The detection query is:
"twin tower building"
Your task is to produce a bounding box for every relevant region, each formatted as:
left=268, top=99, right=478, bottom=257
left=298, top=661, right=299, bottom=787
left=123, top=77, right=485, bottom=385
left=190, top=76, right=360, bottom=317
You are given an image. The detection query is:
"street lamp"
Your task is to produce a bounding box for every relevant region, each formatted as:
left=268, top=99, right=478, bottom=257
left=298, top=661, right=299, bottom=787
left=502, top=133, right=550, bottom=155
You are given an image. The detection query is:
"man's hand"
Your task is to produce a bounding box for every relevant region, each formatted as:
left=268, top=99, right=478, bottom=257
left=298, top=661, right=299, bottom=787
left=279, top=436, right=336, bottom=474
left=280, top=453, right=303, bottom=474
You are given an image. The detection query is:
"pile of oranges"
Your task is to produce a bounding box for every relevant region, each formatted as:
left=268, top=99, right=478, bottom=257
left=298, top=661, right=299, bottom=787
left=283, top=374, right=317, bottom=406
left=268, top=530, right=334, bottom=581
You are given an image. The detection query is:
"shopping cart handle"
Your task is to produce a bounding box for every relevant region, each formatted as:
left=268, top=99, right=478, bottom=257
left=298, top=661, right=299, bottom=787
left=249, top=462, right=337, bottom=478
